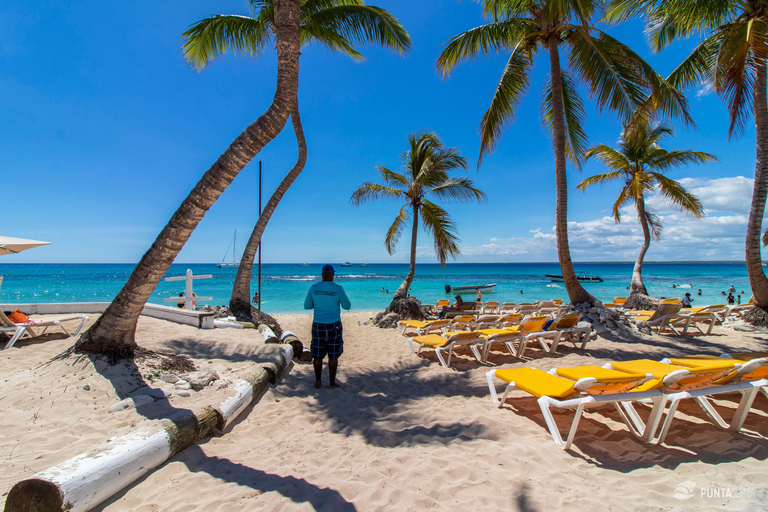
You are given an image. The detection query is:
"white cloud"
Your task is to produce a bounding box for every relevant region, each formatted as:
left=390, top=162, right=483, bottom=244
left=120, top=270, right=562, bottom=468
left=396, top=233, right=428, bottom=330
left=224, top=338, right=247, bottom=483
left=462, top=176, right=764, bottom=261
left=696, top=82, right=714, bottom=98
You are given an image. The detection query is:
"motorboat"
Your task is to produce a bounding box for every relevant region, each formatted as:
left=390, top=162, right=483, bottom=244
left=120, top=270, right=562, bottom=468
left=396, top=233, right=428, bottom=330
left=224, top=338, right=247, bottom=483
left=445, top=283, right=497, bottom=293
left=340, top=261, right=352, bottom=267
left=545, top=272, right=603, bottom=283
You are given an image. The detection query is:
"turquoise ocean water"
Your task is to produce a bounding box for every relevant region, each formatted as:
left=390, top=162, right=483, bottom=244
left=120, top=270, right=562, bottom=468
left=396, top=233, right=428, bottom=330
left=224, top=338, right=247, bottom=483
left=0, top=262, right=752, bottom=314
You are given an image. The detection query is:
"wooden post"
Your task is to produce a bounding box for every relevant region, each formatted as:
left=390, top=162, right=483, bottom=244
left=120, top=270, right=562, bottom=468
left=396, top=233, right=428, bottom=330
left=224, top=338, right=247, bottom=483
left=163, top=270, right=213, bottom=310
left=4, top=345, right=292, bottom=512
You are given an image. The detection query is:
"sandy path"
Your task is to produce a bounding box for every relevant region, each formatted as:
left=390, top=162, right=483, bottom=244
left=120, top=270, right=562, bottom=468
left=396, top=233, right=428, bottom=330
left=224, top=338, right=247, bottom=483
left=2, top=311, right=768, bottom=511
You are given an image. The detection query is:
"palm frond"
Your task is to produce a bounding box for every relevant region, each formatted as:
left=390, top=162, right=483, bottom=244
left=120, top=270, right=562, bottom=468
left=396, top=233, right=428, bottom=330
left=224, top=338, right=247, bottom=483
left=567, top=29, right=647, bottom=120
left=542, top=70, right=589, bottom=167
left=715, top=19, right=760, bottom=138
left=350, top=181, right=404, bottom=205
left=182, top=15, right=273, bottom=70
left=576, top=169, right=626, bottom=191
left=644, top=209, right=663, bottom=240
left=436, top=18, right=537, bottom=77
left=478, top=44, right=535, bottom=164
left=651, top=173, right=705, bottom=217
left=303, top=4, right=411, bottom=57
left=583, top=145, right=631, bottom=172
left=428, top=176, right=487, bottom=203
left=664, top=32, right=720, bottom=91
left=483, top=0, right=537, bottom=20
left=592, top=29, right=693, bottom=124
left=612, top=184, right=634, bottom=222
left=648, top=0, right=737, bottom=48
left=604, top=0, right=653, bottom=25
left=650, top=149, right=719, bottom=171
left=384, top=206, right=410, bottom=255
left=420, top=200, right=461, bottom=266
left=376, top=166, right=411, bottom=188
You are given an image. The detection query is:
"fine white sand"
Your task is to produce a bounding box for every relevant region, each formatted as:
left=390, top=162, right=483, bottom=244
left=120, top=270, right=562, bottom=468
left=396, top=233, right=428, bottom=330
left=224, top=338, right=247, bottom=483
left=2, top=311, right=768, bottom=511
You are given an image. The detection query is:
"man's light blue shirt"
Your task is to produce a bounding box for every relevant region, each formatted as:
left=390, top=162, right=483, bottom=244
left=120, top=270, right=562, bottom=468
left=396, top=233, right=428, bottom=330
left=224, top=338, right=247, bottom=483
left=304, top=281, right=351, bottom=324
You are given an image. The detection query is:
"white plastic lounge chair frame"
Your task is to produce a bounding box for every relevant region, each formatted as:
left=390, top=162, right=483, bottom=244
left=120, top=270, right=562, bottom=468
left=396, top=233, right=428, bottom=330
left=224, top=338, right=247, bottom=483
left=397, top=319, right=449, bottom=337
left=476, top=331, right=521, bottom=363
left=408, top=331, right=485, bottom=367
left=486, top=368, right=661, bottom=450
left=0, top=311, right=89, bottom=350
left=604, top=359, right=767, bottom=444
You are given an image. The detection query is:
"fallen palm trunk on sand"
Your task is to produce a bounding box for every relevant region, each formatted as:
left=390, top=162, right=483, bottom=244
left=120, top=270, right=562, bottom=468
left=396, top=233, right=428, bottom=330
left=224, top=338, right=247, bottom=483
left=4, top=345, right=292, bottom=512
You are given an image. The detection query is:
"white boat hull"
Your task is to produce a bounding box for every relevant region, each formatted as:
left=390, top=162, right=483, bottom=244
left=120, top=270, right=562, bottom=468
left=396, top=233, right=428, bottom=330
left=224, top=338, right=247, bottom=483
left=447, top=283, right=496, bottom=293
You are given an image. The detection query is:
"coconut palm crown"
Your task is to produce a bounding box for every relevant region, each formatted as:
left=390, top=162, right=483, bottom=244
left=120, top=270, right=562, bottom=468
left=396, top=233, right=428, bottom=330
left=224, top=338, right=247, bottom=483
left=182, top=0, right=411, bottom=321
left=435, top=0, right=691, bottom=305
left=182, top=0, right=411, bottom=69
left=351, top=131, right=486, bottom=301
left=578, top=119, right=715, bottom=295
left=605, top=0, right=768, bottom=314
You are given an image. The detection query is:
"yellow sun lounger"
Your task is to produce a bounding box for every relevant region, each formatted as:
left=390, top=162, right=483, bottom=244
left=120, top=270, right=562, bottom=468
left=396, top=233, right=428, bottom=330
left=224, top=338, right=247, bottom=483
left=397, top=318, right=450, bottom=337
left=501, top=315, right=560, bottom=358
left=409, top=330, right=485, bottom=367
left=546, top=313, right=594, bottom=349
left=486, top=366, right=655, bottom=449
left=605, top=358, right=766, bottom=443
left=661, top=354, right=768, bottom=432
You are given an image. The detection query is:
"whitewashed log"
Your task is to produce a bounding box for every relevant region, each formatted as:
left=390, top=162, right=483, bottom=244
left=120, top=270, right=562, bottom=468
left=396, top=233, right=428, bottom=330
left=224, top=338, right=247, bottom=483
left=5, top=429, right=172, bottom=512
left=216, top=345, right=293, bottom=429
left=257, top=324, right=279, bottom=343
left=4, top=345, right=292, bottom=512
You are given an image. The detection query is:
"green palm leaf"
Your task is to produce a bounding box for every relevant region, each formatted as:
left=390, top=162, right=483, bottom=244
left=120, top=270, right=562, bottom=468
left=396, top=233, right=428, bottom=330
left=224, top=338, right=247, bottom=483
left=436, top=18, right=537, bottom=77
left=303, top=4, right=411, bottom=56
left=350, top=182, right=404, bottom=205
left=478, top=44, right=535, bottom=162
left=384, top=206, right=410, bottom=255
left=420, top=200, right=461, bottom=266
left=542, top=71, right=589, bottom=167
left=182, top=15, right=273, bottom=70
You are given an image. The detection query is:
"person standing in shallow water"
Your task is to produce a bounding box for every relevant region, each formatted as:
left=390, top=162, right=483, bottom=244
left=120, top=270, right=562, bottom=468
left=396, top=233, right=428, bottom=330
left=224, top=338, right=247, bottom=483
left=304, top=265, right=351, bottom=389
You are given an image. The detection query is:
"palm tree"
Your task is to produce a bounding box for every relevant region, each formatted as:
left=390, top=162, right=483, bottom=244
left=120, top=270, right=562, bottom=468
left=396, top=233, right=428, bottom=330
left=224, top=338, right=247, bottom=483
left=605, top=0, right=768, bottom=316
left=181, top=0, right=411, bottom=322
left=351, top=131, right=486, bottom=301
left=577, top=119, right=715, bottom=295
left=436, top=0, right=690, bottom=305
left=75, top=0, right=302, bottom=354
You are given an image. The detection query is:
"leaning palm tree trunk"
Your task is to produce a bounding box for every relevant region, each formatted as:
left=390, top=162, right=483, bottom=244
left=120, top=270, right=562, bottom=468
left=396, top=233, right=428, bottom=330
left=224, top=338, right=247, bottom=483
left=631, top=198, right=651, bottom=295
left=746, top=62, right=768, bottom=310
left=393, top=203, right=419, bottom=301
left=76, top=0, right=301, bottom=353
left=548, top=41, right=594, bottom=305
left=230, top=101, right=307, bottom=321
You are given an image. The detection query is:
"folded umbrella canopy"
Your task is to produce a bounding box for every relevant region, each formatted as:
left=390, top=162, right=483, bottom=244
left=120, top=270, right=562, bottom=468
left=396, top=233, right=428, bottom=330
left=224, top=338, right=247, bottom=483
left=0, top=236, right=51, bottom=256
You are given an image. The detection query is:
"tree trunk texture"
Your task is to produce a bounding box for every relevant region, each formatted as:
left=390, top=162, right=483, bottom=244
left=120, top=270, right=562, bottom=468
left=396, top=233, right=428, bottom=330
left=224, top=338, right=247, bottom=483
left=76, top=0, right=302, bottom=354
left=548, top=40, right=594, bottom=305
left=230, top=100, right=307, bottom=322
left=746, top=60, right=768, bottom=311
left=393, top=203, right=419, bottom=301
left=631, top=197, right=651, bottom=295
left=622, top=292, right=659, bottom=311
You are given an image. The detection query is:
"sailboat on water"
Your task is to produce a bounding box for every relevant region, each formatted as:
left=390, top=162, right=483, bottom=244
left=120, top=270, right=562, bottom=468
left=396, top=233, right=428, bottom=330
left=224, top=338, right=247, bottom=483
left=217, top=230, right=240, bottom=268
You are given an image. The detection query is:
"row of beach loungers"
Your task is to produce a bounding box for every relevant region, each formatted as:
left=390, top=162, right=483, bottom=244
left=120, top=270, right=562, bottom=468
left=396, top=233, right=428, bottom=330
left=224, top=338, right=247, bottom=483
left=400, top=300, right=595, bottom=367
left=402, top=298, right=768, bottom=448
left=487, top=353, right=768, bottom=449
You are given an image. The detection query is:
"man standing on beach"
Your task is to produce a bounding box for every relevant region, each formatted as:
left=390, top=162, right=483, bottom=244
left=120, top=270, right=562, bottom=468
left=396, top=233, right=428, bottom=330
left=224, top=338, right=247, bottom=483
left=304, top=265, right=351, bottom=389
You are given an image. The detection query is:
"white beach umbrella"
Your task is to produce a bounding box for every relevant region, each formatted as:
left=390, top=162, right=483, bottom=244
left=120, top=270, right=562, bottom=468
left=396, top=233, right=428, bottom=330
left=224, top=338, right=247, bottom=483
left=0, top=235, right=51, bottom=256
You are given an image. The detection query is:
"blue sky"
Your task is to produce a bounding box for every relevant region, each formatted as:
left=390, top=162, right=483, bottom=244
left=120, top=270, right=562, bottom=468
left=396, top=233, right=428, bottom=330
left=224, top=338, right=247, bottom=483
left=1, top=0, right=759, bottom=264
